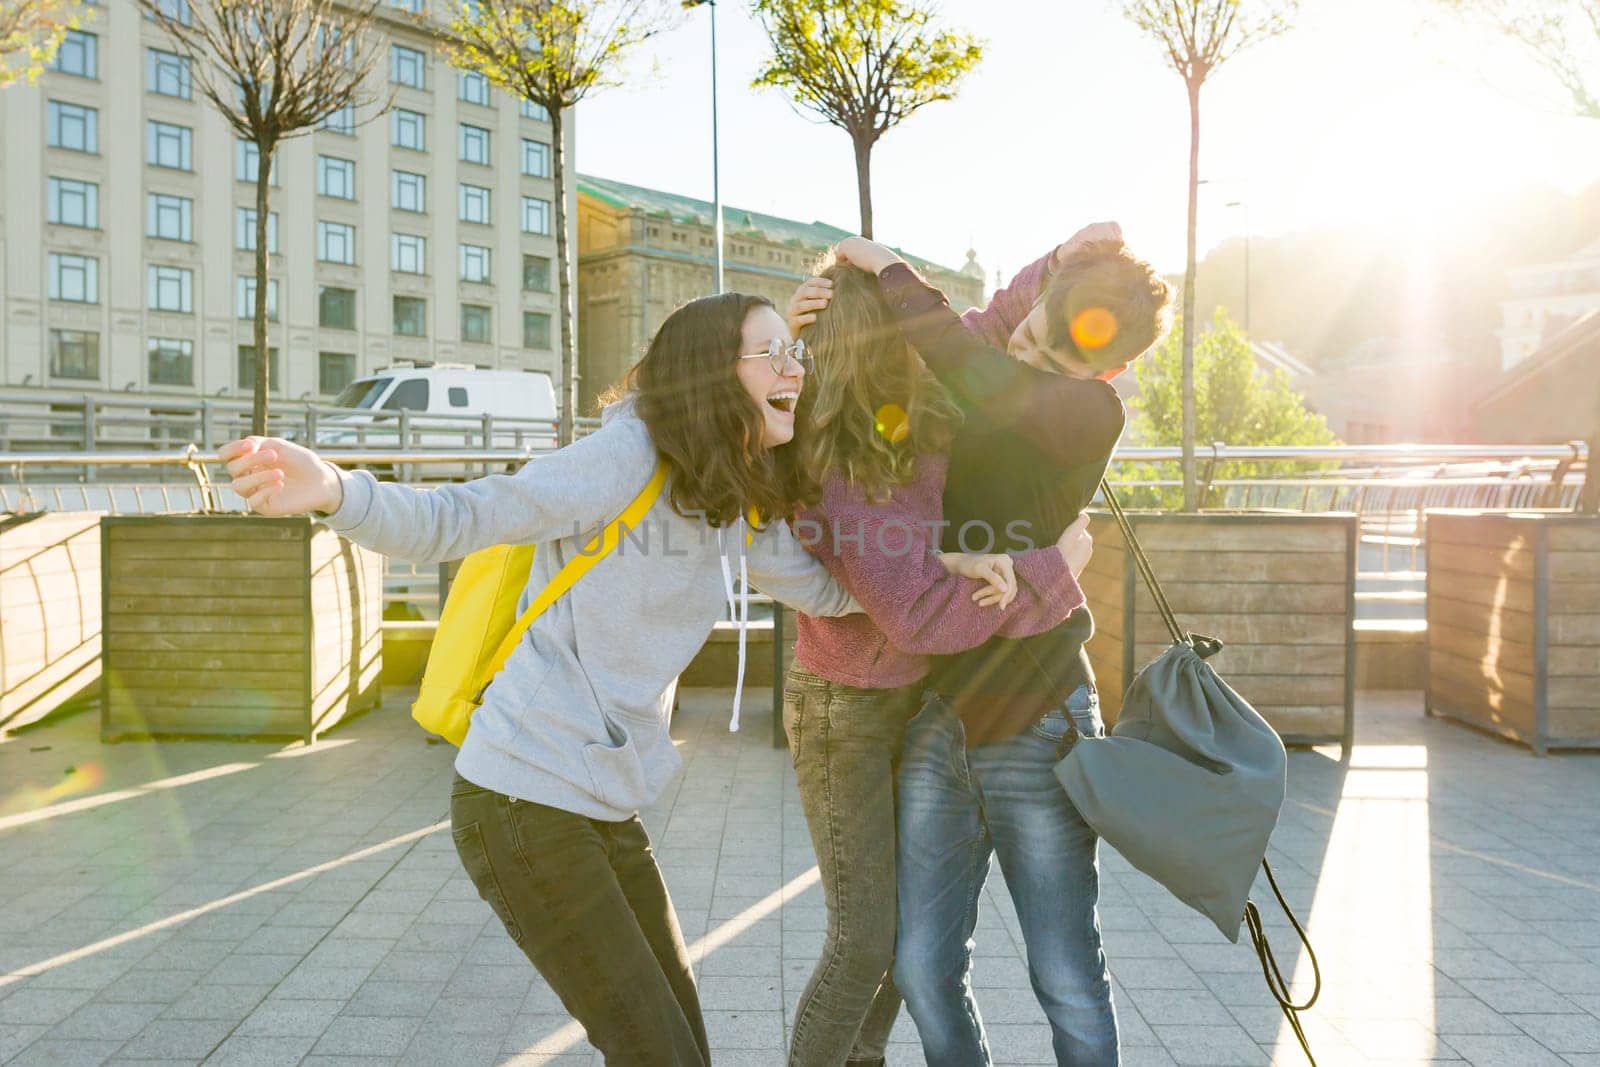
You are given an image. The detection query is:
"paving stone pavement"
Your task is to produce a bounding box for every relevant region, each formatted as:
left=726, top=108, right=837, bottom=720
left=1, top=688, right=1597, bottom=1066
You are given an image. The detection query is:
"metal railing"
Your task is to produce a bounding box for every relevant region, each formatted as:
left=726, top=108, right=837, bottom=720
left=0, top=388, right=601, bottom=473
left=3, top=442, right=1589, bottom=629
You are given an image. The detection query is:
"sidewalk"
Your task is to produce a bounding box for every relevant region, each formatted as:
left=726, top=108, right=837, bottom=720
left=1, top=688, right=1597, bottom=1066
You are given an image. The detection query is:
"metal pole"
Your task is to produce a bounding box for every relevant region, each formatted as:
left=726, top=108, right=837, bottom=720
left=710, top=0, right=724, bottom=294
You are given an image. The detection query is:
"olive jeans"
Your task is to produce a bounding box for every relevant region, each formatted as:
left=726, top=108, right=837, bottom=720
left=449, top=774, right=709, bottom=1066
left=783, top=663, right=920, bottom=1067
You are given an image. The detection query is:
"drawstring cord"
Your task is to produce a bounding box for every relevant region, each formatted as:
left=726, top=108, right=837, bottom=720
left=715, top=523, right=750, bottom=733
left=1245, top=859, right=1322, bottom=1066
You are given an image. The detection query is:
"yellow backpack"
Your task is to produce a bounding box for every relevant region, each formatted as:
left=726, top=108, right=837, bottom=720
left=412, top=459, right=670, bottom=745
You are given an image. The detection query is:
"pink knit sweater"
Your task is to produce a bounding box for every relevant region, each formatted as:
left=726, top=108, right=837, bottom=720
left=792, top=453, right=1085, bottom=690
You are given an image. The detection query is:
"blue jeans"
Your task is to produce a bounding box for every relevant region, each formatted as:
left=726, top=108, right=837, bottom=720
left=893, top=685, right=1119, bottom=1066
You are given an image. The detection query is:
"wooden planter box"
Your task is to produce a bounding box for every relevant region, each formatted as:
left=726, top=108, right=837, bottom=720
left=1, top=512, right=102, bottom=735
left=1425, top=510, right=1600, bottom=754
left=101, top=515, right=383, bottom=742
left=1081, top=511, right=1357, bottom=753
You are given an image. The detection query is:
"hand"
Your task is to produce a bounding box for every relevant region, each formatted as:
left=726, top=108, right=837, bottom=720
left=1051, top=221, right=1123, bottom=270
left=1055, top=514, right=1094, bottom=577
left=833, top=236, right=904, bottom=275
left=787, top=276, right=833, bottom=333
left=939, top=551, right=1018, bottom=610
left=218, top=436, right=345, bottom=516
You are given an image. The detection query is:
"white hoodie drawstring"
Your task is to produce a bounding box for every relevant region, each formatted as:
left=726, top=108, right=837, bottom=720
left=716, top=523, right=750, bottom=733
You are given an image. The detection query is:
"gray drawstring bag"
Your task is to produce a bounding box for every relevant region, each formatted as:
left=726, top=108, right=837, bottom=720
left=1055, top=484, right=1322, bottom=1064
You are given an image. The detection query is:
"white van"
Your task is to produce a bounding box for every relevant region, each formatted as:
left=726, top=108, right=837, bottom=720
left=315, top=364, right=559, bottom=476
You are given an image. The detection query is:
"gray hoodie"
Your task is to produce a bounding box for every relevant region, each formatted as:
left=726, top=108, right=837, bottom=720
left=320, top=400, right=856, bottom=820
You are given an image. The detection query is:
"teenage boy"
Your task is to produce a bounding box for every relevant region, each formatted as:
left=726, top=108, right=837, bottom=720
left=792, top=225, right=1172, bottom=1065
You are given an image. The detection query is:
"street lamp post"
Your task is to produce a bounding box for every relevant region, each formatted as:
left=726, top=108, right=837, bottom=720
left=683, top=0, right=724, bottom=294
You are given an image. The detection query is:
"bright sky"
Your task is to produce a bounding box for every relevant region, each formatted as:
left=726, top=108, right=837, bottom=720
left=574, top=0, right=1600, bottom=284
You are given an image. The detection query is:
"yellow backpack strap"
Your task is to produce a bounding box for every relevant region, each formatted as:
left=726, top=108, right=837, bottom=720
left=474, top=458, right=670, bottom=696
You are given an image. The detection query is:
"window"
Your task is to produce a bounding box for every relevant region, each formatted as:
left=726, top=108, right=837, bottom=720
left=318, top=155, right=356, bottom=199
left=318, top=285, right=357, bottom=330
left=521, top=196, right=550, bottom=235
left=48, top=253, right=97, bottom=302
left=391, top=109, right=425, bottom=151
left=459, top=183, right=490, bottom=224
left=391, top=233, right=426, bottom=273
left=234, top=139, right=278, bottom=184
left=391, top=170, right=426, bottom=212
left=146, top=0, right=191, bottom=25
left=391, top=44, right=426, bottom=88
left=521, top=139, right=549, bottom=178
left=319, top=352, right=356, bottom=394
left=318, top=220, right=356, bottom=264
left=523, top=311, right=551, bottom=350
left=48, top=177, right=98, bottom=228
left=49, top=329, right=99, bottom=378
left=147, top=121, right=193, bottom=170
left=459, top=123, right=490, bottom=165
left=388, top=0, right=423, bottom=11
left=147, top=47, right=190, bottom=97
left=521, top=99, right=549, bottom=121
left=147, top=265, right=194, bottom=312
left=460, top=304, right=491, bottom=344
left=459, top=71, right=490, bottom=106
left=321, top=104, right=355, bottom=134
left=147, top=193, right=193, bottom=241
left=459, top=243, right=491, bottom=283
left=148, top=337, right=194, bottom=385
left=393, top=295, right=426, bottom=336
left=522, top=254, right=552, bottom=292
left=234, top=208, right=279, bottom=252
left=236, top=275, right=280, bottom=320
left=447, top=386, right=468, bottom=407
left=51, top=30, right=97, bottom=78
left=236, top=345, right=281, bottom=391
left=47, top=101, right=97, bottom=152
left=383, top=379, right=429, bottom=410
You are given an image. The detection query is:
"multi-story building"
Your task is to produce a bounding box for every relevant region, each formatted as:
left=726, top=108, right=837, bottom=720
left=1499, top=240, right=1600, bottom=372
left=0, top=0, right=571, bottom=411
left=575, top=173, right=986, bottom=413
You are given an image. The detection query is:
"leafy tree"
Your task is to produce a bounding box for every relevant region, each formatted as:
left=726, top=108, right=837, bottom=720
left=1440, top=0, right=1600, bottom=119
left=750, top=0, right=982, bottom=238
left=1125, top=308, right=1337, bottom=509
left=140, top=0, right=389, bottom=436
left=1122, top=0, right=1297, bottom=509
left=443, top=0, right=668, bottom=446
left=0, top=0, right=88, bottom=87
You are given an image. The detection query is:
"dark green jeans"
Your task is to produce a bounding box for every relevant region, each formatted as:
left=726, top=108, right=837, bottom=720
left=783, top=663, right=919, bottom=1067
left=449, top=774, right=709, bottom=1066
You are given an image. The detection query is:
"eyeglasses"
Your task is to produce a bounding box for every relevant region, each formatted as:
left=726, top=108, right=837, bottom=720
left=739, top=338, right=811, bottom=375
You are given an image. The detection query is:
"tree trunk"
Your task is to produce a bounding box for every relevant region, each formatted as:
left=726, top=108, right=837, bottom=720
left=1181, top=77, right=1201, bottom=512
left=551, top=104, right=577, bottom=447
left=852, top=132, right=874, bottom=239
left=251, top=143, right=273, bottom=437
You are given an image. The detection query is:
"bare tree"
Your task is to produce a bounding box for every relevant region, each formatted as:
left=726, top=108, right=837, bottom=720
left=140, top=0, right=390, bottom=435
left=441, top=0, right=669, bottom=446
left=750, top=0, right=982, bottom=239
left=1123, top=0, right=1295, bottom=510
left=0, top=0, right=89, bottom=88
left=1441, top=1, right=1600, bottom=119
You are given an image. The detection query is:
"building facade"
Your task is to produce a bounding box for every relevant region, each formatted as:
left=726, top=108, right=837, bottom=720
left=1476, top=312, right=1600, bottom=445
left=575, top=174, right=985, bottom=414
left=0, top=0, right=572, bottom=411
left=1499, top=240, right=1600, bottom=372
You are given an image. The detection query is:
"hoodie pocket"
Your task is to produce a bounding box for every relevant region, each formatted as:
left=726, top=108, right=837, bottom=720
left=580, top=729, right=650, bottom=813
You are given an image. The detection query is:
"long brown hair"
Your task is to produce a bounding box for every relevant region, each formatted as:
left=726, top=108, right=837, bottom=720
left=795, top=259, right=961, bottom=503
left=601, top=292, right=813, bottom=527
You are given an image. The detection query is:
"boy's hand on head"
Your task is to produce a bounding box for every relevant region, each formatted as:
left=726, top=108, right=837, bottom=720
left=834, top=236, right=903, bottom=275
left=787, top=277, right=833, bottom=333
left=1051, top=221, right=1124, bottom=271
